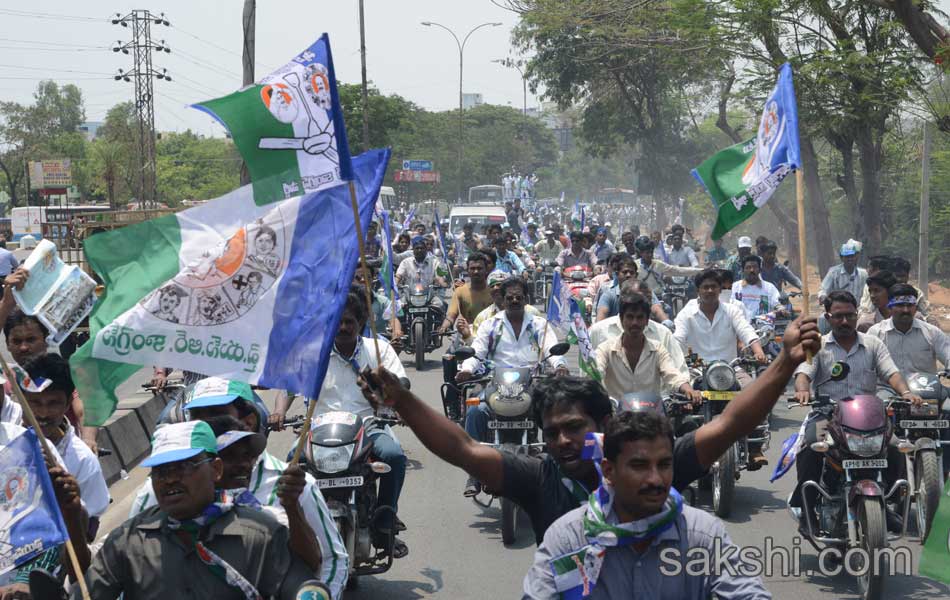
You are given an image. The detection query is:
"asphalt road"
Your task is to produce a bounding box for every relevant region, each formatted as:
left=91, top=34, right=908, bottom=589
left=96, top=347, right=950, bottom=600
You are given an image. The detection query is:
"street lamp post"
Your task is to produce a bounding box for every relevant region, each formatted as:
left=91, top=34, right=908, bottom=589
left=492, top=58, right=527, bottom=118
left=422, top=21, right=502, bottom=203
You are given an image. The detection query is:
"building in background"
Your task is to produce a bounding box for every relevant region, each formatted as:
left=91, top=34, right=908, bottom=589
left=462, top=93, right=484, bottom=110
left=79, top=121, right=103, bottom=141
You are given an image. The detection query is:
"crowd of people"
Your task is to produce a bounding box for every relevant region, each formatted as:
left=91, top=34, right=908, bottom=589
left=0, top=194, right=946, bottom=600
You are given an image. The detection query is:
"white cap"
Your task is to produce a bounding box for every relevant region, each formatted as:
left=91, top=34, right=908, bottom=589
left=19, top=235, right=37, bottom=249
left=737, top=236, right=753, bottom=249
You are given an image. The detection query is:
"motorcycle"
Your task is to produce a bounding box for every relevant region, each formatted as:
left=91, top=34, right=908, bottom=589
left=562, top=265, right=593, bottom=322
left=534, top=258, right=557, bottom=305
left=663, top=275, right=690, bottom=318
left=786, top=366, right=910, bottom=600
left=302, top=407, right=405, bottom=586
left=889, top=370, right=950, bottom=542
left=453, top=342, right=570, bottom=545
left=687, top=354, right=763, bottom=517
left=398, top=282, right=447, bottom=370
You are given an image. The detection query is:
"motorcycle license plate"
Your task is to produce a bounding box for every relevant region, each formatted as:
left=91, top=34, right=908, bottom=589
left=899, top=420, right=949, bottom=429
left=702, top=391, right=735, bottom=401
left=488, top=420, right=534, bottom=429
left=842, top=459, right=888, bottom=470
left=314, top=476, right=364, bottom=490
left=408, top=308, right=428, bottom=314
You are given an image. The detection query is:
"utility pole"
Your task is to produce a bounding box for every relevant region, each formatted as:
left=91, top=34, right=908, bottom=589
left=359, top=0, right=370, bottom=150
left=918, top=121, right=931, bottom=300
left=240, top=0, right=255, bottom=185
left=112, top=10, right=172, bottom=209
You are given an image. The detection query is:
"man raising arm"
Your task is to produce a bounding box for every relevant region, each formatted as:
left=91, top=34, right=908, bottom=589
left=360, top=316, right=821, bottom=544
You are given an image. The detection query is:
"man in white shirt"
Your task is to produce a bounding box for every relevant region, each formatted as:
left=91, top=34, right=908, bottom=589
left=395, top=235, right=446, bottom=289
left=732, top=255, right=782, bottom=322
left=673, top=269, right=769, bottom=468
left=21, top=353, right=110, bottom=519
left=534, top=229, right=564, bottom=264
left=457, top=277, right=568, bottom=448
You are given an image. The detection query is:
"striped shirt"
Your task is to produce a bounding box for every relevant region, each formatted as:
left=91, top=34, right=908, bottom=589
left=130, top=450, right=349, bottom=599
left=819, top=264, right=868, bottom=302
left=794, top=332, right=899, bottom=400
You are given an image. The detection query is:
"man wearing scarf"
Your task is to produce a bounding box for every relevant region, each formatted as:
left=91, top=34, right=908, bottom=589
left=75, top=421, right=313, bottom=599
left=522, top=413, right=771, bottom=599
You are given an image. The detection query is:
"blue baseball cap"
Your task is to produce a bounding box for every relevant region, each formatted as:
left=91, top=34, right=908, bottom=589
left=184, top=377, right=254, bottom=410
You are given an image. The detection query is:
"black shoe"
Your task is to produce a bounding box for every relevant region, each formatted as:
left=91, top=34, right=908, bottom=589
left=394, top=516, right=407, bottom=533
left=372, top=530, right=409, bottom=559
left=463, top=477, right=481, bottom=498
left=885, top=505, right=904, bottom=534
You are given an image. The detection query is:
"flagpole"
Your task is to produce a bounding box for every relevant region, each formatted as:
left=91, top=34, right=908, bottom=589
left=347, top=180, right=383, bottom=366
left=0, top=356, right=91, bottom=600
left=795, top=169, right=812, bottom=363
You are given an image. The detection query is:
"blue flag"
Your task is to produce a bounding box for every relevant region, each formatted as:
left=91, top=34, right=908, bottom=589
left=433, top=210, right=450, bottom=264
left=402, top=207, right=416, bottom=232
left=0, top=429, right=69, bottom=576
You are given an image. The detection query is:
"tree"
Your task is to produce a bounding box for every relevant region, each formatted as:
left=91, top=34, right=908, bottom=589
left=0, top=81, right=86, bottom=207
left=155, top=131, right=241, bottom=205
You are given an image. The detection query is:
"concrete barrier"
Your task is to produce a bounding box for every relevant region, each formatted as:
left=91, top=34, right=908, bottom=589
left=96, top=428, right=123, bottom=486
left=102, top=409, right=150, bottom=471
left=134, top=395, right=165, bottom=438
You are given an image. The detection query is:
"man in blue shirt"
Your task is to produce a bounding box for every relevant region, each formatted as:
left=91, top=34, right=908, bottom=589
left=491, top=235, right=525, bottom=275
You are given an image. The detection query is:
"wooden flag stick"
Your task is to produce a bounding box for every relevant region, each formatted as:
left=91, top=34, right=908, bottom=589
left=795, top=169, right=813, bottom=363
left=0, top=356, right=91, bottom=600
left=347, top=180, right=383, bottom=366
left=290, top=396, right=319, bottom=465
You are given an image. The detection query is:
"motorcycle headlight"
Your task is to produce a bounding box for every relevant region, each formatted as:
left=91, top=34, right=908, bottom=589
left=409, top=294, right=427, bottom=307
left=844, top=432, right=885, bottom=458
left=910, top=401, right=939, bottom=417
left=498, top=382, right=525, bottom=397
left=311, top=444, right=353, bottom=474
left=704, top=363, right=736, bottom=391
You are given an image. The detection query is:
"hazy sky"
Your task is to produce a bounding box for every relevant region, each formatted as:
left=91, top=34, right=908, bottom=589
left=0, top=2, right=531, bottom=136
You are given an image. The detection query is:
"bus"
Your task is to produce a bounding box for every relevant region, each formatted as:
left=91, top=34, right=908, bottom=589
left=468, top=185, right=504, bottom=205
left=11, top=205, right=113, bottom=242
left=378, top=185, right=397, bottom=212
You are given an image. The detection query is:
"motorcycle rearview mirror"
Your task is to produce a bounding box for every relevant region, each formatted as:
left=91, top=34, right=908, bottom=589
left=398, top=377, right=412, bottom=391
left=454, top=346, right=476, bottom=361
left=548, top=342, right=570, bottom=357
left=813, top=361, right=849, bottom=390
left=294, top=581, right=332, bottom=600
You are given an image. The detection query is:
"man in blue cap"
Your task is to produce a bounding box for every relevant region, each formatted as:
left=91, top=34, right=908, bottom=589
left=818, top=241, right=867, bottom=333
left=77, top=420, right=313, bottom=599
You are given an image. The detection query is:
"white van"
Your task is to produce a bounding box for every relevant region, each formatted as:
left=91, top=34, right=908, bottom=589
left=448, top=205, right=508, bottom=236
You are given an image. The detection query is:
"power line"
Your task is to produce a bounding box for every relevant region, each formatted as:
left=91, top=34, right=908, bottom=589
left=0, top=8, right=105, bottom=23
left=171, top=46, right=243, bottom=82
left=0, top=64, right=115, bottom=76
left=0, top=46, right=109, bottom=53
left=0, top=76, right=109, bottom=81
left=0, top=38, right=108, bottom=49
left=170, top=23, right=277, bottom=73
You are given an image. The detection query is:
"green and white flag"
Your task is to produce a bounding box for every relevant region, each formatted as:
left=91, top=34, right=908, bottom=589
left=567, top=298, right=601, bottom=381
left=920, top=477, right=950, bottom=585
left=692, top=63, right=801, bottom=239
left=192, top=34, right=352, bottom=205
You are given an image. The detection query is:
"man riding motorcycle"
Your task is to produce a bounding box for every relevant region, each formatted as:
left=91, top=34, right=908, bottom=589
left=633, top=235, right=702, bottom=297
left=456, top=277, right=570, bottom=496
left=534, top=229, right=564, bottom=264
left=792, top=290, right=922, bottom=533
left=492, top=235, right=526, bottom=275
left=732, top=254, right=783, bottom=323
left=866, top=284, right=950, bottom=375
left=395, top=235, right=448, bottom=290
left=759, top=240, right=802, bottom=293
left=673, top=268, right=771, bottom=468
left=556, top=231, right=597, bottom=271
left=313, top=288, right=411, bottom=557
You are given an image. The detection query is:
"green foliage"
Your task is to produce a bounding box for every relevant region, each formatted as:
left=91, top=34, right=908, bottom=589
left=155, top=132, right=241, bottom=206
